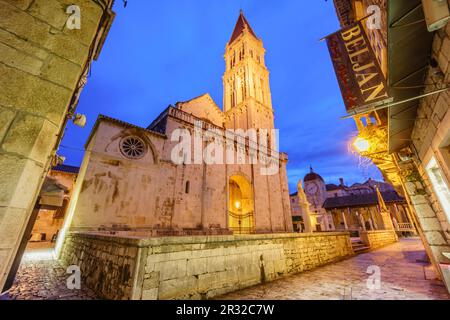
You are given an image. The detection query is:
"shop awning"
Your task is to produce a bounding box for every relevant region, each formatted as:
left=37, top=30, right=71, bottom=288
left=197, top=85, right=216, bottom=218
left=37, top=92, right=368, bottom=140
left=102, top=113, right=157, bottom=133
left=387, top=0, right=434, bottom=152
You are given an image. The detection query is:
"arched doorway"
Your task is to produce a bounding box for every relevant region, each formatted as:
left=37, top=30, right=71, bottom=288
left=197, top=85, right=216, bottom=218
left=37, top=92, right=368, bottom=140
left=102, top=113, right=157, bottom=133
left=228, top=174, right=255, bottom=234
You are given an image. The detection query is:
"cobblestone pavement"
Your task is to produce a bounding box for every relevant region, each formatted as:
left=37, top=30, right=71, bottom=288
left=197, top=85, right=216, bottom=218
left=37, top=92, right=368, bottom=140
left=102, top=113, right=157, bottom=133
left=1, top=239, right=449, bottom=300
left=220, top=238, right=450, bottom=300
left=0, top=250, right=97, bottom=300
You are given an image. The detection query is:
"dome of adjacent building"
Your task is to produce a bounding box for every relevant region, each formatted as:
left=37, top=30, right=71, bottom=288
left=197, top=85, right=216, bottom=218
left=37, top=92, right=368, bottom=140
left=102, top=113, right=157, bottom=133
left=304, top=166, right=324, bottom=183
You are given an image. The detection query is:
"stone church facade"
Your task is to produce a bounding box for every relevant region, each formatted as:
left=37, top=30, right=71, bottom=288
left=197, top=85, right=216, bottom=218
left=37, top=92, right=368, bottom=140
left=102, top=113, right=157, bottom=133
left=65, top=11, right=293, bottom=236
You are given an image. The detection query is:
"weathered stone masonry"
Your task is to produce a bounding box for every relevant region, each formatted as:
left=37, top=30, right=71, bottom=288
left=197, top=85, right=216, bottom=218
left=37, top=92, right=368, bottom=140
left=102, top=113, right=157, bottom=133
left=402, top=19, right=450, bottom=286
left=360, top=230, right=398, bottom=250
left=0, top=0, right=114, bottom=291
left=61, top=232, right=355, bottom=300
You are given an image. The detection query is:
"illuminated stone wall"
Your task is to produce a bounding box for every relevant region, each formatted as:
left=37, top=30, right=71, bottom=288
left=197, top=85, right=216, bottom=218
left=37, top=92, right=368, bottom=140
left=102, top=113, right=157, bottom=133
left=0, top=0, right=114, bottom=291
left=60, top=232, right=354, bottom=300
left=360, top=230, right=398, bottom=250
left=67, top=111, right=293, bottom=235
left=403, top=20, right=450, bottom=291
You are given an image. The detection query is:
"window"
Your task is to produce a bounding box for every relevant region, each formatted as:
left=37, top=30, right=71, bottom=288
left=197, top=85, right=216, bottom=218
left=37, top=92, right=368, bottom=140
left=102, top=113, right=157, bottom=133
left=427, top=157, right=450, bottom=222
left=260, top=78, right=265, bottom=103
left=120, top=136, right=146, bottom=159
left=185, top=181, right=190, bottom=194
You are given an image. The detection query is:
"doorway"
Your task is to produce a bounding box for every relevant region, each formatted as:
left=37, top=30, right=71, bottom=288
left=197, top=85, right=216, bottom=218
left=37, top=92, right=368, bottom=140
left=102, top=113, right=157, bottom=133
left=228, top=174, right=255, bottom=234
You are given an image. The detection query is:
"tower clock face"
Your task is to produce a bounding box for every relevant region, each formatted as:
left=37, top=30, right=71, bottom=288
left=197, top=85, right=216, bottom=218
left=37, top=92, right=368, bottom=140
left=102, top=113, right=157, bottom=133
left=306, top=183, right=319, bottom=195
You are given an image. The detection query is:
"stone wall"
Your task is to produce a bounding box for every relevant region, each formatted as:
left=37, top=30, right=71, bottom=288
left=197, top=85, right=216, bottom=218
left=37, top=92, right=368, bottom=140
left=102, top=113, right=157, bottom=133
left=411, top=22, right=450, bottom=160
left=406, top=15, right=450, bottom=290
left=60, top=232, right=141, bottom=300
left=0, top=0, right=114, bottom=291
left=360, top=230, right=398, bottom=250
left=60, top=232, right=354, bottom=300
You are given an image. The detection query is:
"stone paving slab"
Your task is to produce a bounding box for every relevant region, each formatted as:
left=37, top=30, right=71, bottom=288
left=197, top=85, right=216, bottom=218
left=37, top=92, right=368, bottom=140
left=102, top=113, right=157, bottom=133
left=0, top=259, right=97, bottom=300
left=1, top=238, right=449, bottom=300
left=218, top=238, right=450, bottom=300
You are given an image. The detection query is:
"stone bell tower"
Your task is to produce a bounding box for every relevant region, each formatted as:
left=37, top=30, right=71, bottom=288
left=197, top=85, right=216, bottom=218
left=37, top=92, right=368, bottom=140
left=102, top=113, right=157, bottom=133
left=223, top=11, right=274, bottom=131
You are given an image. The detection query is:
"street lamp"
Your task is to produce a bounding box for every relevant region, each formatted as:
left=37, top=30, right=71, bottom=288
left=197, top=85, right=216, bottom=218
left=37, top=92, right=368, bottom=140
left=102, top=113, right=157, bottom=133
left=353, top=137, right=370, bottom=153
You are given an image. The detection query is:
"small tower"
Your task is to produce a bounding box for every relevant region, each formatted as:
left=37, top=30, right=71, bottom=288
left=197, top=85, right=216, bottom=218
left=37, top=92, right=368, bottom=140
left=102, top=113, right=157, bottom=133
left=223, top=11, right=274, bottom=130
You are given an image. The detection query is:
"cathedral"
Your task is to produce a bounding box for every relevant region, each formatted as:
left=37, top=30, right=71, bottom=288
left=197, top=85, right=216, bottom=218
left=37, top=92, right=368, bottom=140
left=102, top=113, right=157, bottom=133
left=65, top=11, right=293, bottom=236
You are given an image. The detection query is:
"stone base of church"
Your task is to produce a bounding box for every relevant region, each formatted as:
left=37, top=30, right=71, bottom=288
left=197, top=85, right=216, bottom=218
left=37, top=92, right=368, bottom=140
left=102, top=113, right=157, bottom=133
left=60, top=231, right=354, bottom=300
left=84, top=227, right=234, bottom=238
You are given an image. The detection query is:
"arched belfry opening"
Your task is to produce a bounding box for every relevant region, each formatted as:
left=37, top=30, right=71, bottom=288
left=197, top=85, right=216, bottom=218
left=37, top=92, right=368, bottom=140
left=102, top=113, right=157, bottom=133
left=228, top=174, right=255, bottom=234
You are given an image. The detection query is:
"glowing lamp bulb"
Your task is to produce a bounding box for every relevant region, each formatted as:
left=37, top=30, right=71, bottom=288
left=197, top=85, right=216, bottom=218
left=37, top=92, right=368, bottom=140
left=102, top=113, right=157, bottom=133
left=353, top=137, right=370, bottom=153
left=235, top=201, right=241, bottom=209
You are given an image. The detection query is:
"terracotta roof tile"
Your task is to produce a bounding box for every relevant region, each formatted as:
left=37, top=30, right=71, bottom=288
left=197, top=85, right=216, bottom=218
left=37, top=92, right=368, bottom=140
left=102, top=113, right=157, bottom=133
left=229, top=11, right=258, bottom=44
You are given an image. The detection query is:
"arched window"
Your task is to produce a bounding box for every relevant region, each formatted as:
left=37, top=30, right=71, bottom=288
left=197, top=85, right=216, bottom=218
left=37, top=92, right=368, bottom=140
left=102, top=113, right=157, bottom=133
left=231, top=81, right=236, bottom=108
left=253, top=73, right=257, bottom=98
left=260, top=78, right=265, bottom=103
left=185, top=181, right=190, bottom=194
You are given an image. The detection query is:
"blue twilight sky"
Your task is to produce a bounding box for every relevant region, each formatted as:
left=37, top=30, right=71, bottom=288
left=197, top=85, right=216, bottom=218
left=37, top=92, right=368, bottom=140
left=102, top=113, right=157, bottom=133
left=60, top=0, right=383, bottom=192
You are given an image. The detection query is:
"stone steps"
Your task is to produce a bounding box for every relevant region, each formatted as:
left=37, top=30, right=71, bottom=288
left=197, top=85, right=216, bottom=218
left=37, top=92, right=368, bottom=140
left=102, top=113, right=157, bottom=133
left=351, top=241, right=370, bottom=254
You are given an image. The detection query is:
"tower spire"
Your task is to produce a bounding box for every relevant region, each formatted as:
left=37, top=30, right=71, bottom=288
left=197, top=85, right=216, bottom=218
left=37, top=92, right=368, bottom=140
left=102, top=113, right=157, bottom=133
left=229, top=10, right=258, bottom=44
left=223, top=11, right=273, bottom=130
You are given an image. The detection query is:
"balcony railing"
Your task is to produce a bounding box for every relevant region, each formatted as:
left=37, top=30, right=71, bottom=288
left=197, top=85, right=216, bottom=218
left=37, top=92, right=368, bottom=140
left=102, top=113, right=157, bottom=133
left=395, top=222, right=415, bottom=232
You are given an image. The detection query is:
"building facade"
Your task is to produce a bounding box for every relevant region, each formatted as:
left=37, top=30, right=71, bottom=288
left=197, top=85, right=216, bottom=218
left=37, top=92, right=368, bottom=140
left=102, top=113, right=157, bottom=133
left=329, top=0, right=450, bottom=291
left=27, top=165, right=78, bottom=249
left=63, top=12, right=293, bottom=237
left=290, top=167, right=415, bottom=235
left=0, top=0, right=115, bottom=292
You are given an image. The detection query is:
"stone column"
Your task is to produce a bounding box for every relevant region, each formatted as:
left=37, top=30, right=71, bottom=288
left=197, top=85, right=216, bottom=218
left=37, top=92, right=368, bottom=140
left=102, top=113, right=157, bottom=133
left=323, top=212, right=330, bottom=231
left=0, top=0, right=115, bottom=292
left=380, top=211, right=395, bottom=230
left=369, top=207, right=379, bottom=229
left=368, top=218, right=374, bottom=230
left=328, top=212, right=336, bottom=230
left=392, top=217, right=399, bottom=230
left=358, top=213, right=366, bottom=231
left=341, top=210, right=348, bottom=230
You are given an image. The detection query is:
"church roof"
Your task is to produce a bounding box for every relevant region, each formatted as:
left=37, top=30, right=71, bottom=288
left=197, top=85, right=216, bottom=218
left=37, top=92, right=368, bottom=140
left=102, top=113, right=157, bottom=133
left=326, top=183, right=341, bottom=191
left=323, top=191, right=405, bottom=209
left=86, top=114, right=166, bottom=149
left=52, top=164, right=80, bottom=174
left=229, top=10, right=258, bottom=44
